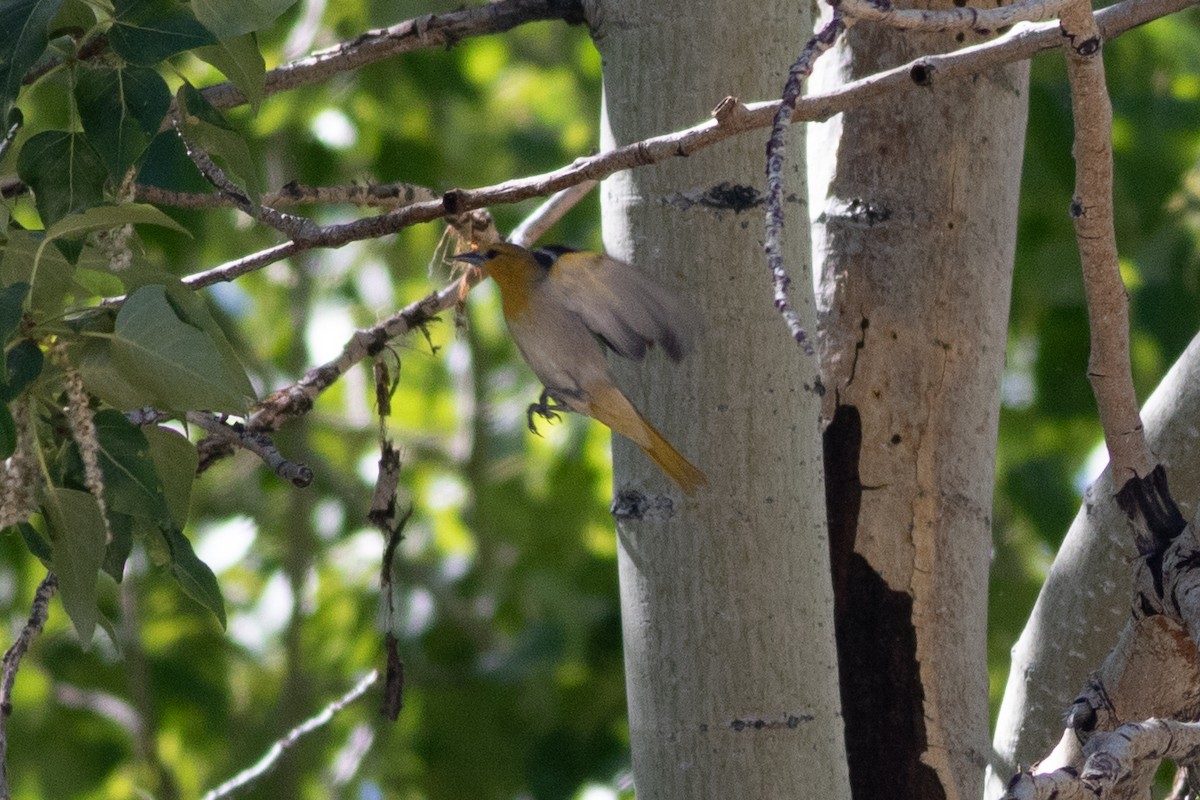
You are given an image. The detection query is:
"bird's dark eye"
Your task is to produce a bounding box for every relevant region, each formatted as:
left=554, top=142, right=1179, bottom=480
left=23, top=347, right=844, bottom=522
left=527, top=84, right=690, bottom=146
left=484, top=248, right=499, bottom=259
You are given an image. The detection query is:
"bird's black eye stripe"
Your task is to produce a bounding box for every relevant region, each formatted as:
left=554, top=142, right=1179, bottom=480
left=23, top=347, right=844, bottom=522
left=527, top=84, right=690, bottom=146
left=532, top=244, right=576, bottom=270
left=484, top=248, right=499, bottom=259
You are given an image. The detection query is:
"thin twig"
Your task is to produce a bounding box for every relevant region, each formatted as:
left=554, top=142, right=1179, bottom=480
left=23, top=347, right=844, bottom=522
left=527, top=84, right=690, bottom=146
left=763, top=13, right=848, bottom=356
left=172, top=124, right=321, bottom=241
left=186, top=413, right=314, bottom=486
left=174, top=0, right=1194, bottom=292
left=199, top=671, right=378, bottom=800
left=0, top=573, right=59, bottom=800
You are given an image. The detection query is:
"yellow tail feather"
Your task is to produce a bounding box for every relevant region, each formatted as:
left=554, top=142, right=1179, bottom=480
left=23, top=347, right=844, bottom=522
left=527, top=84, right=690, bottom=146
left=640, top=422, right=707, bottom=496
left=586, top=385, right=707, bottom=495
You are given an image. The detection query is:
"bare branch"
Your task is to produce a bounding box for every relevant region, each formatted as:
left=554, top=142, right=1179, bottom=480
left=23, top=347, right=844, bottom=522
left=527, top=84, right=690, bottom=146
left=172, top=0, right=1197, bottom=291
left=200, top=671, right=378, bottom=800
left=246, top=278, right=473, bottom=434
left=135, top=180, right=439, bottom=211
left=834, top=0, right=1074, bottom=32
left=172, top=124, right=322, bottom=241
left=1061, top=0, right=1153, bottom=484
left=0, top=573, right=58, bottom=800
left=201, top=0, right=587, bottom=111
left=187, top=412, right=314, bottom=487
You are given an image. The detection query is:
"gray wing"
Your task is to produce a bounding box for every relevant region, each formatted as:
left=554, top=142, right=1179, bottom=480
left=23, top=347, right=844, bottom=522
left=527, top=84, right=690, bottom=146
left=545, top=251, right=698, bottom=362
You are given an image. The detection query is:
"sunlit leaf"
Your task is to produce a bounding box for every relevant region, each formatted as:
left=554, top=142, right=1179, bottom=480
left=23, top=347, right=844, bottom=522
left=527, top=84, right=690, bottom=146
left=42, top=203, right=190, bottom=244
left=112, top=284, right=254, bottom=413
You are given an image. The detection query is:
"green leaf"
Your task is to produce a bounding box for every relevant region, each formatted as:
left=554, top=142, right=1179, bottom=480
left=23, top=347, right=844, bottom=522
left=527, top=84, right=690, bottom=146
left=191, top=0, right=295, bottom=39
left=43, top=203, right=190, bottom=244
left=16, top=521, right=52, bottom=563
left=15, top=130, right=108, bottom=230
left=107, top=0, right=217, bottom=66
left=143, top=425, right=196, bottom=529
left=177, top=83, right=260, bottom=205
left=0, top=403, right=14, bottom=459
left=42, top=486, right=107, bottom=644
left=0, top=0, right=66, bottom=113
left=75, top=64, right=171, bottom=179
left=161, top=526, right=225, bottom=626
left=1, top=339, right=44, bottom=401
left=76, top=336, right=156, bottom=410
left=0, top=282, right=30, bottom=345
left=0, top=230, right=77, bottom=315
left=112, top=284, right=255, bottom=413
left=194, top=33, right=265, bottom=113
left=101, top=511, right=133, bottom=581
left=48, top=0, right=99, bottom=37
left=135, top=130, right=211, bottom=194
left=64, top=408, right=171, bottom=522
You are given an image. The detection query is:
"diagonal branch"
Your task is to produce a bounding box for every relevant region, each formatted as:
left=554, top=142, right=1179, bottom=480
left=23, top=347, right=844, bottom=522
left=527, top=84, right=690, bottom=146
left=201, top=0, right=587, bottom=111
left=174, top=0, right=1197, bottom=292
left=833, top=0, right=1074, bottom=32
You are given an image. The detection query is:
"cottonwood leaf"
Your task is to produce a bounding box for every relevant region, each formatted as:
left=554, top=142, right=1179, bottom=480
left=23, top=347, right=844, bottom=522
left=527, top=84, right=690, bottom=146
left=191, top=0, right=295, bottom=39
left=1, top=339, right=44, bottom=401
left=162, top=526, right=225, bottom=627
left=43, top=204, right=189, bottom=245
left=75, top=65, right=171, bottom=179
left=63, top=409, right=170, bottom=523
left=42, top=487, right=107, bottom=645
left=0, top=404, right=14, bottom=459
left=76, top=337, right=156, bottom=410
left=135, top=130, right=211, bottom=194
left=0, top=282, right=29, bottom=346
left=176, top=83, right=260, bottom=205
left=16, top=130, right=107, bottom=230
left=112, top=284, right=254, bottom=413
left=144, top=425, right=197, bottom=529
left=107, top=0, right=216, bottom=66
left=0, top=0, right=65, bottom=113
left=101, top=511, right=133, bottom=582
left=195, top=34, right=265, bottom=113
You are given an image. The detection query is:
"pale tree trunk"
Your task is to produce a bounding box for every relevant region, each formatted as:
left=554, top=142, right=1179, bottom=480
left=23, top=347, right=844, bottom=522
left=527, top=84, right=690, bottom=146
left=987, top=330, right=1200, bottom=797
left=588, top=0, right=850, bottom=796
left=808, top=9, right=1029, bottom=800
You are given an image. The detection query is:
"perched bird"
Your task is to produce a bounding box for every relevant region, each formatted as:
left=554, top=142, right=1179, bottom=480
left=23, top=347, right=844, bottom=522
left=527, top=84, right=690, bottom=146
left=455, top=242, right=706, bottom=494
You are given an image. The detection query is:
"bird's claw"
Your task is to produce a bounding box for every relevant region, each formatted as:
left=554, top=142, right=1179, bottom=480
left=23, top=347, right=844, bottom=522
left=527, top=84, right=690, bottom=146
left=526, top=390, right=567, bottom=435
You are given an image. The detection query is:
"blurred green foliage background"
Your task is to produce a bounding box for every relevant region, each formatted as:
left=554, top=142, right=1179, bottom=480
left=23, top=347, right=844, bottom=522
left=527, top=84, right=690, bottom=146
left=0, top=1, right=1198, bottom=798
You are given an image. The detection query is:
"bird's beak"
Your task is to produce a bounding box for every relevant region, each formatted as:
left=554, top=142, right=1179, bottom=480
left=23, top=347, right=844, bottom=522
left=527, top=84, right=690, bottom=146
left=453, top=251, right=487, bottom=266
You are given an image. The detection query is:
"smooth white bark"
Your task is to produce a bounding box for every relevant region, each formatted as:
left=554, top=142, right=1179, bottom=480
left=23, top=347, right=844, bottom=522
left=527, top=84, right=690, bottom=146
left=592, top=1, right=850, bottom=796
